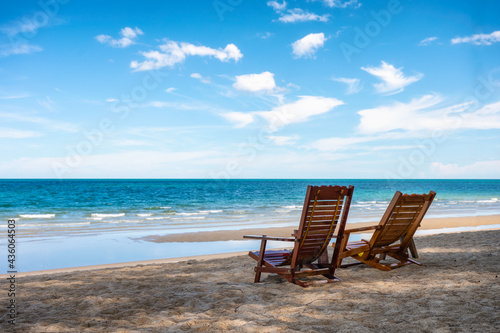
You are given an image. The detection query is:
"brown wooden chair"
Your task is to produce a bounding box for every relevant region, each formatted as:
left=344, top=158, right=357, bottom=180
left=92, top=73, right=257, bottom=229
left=244, top=185, right=354, bottom=287
left=335, top=191, right=436, bottom=271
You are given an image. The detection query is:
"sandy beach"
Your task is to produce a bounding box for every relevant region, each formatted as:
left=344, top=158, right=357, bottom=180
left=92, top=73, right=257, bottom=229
left=2, top=216, right=499, bottom=332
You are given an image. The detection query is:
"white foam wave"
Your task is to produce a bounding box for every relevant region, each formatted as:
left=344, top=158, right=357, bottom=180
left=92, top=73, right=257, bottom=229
left=19, top=214, right=55, bottom=219
left=146, top=217, right=169, bottom=220
left=198, top=210, right=223, bottom=214
left=91, top=213, right=125, bottom=218
left=477, top=199, right=499, bottom=203
left=137, top=213, right=152, bottom=217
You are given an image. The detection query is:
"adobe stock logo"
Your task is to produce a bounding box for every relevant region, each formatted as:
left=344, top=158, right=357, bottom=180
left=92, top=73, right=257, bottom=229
left=340, top=0, right=404, bottom=63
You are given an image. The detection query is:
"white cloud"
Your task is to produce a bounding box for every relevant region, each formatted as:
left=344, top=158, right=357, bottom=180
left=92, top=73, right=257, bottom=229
left=0, top=93, right=29, bottom=99
left=312, top=136, right=375, bottom=152
left=292, top=33, right=327, bottom=58
left=0, top=127, right=41, bottom=139
left=267, top=135, right=298, bottom=146
left=0, top=43, right=42, bottom=57
left=37, top=96, right=56, bottom=112
left=267, top=1, right=287, bottom=11
left=225, top=95, right=343, bottom=130
left=1, top=150, right=224, bottom=178
left=0, top=16, right=48, bottom=57
left=112, top=139, right=154, bottom=147
left=358, top=95, right=500, bottom=135
left=451, top=31, right=500, bottom=45
left=142, top=101, right=203, bottom=110
left=96, top=27, right=143, bottom=48
left=361, top=61, right=423, bottom=95
left=131, top=40, right=242, bottom=71
left=430, top=160, right=500, bottom=178
left=279, top=9, right=329, bottom=23
left=257, top=32, right=274, bottom=39
left=0, top=112, right=79, bottom=133
left=165, top=87, right=176, bottom=93
left=233, top=71, right=276, bottom=93
left=332, top=77, right=363, bottom=94
left=191, top=73, right=211, bottom=84
left=321, top=0, right=361, bottom=8
left=105, top=98, right=118, bottom=102
left=223, top=112, right=255, bottom=128
left=419, top=36, right=438, bottom=46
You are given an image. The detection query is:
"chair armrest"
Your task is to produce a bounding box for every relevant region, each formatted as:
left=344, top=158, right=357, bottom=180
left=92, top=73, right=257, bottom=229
left=243, top=235, right=296, bottom=242
left=344, top=225, right=380, bottom=234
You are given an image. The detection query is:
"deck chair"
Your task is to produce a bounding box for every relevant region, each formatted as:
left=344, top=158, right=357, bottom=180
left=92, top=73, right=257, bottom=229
left=244, top=185, right=354, bottom=287
left=335, top=191, right=436, bottom=271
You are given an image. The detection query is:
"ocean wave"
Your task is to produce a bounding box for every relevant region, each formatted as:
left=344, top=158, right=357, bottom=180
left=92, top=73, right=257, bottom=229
left=198, top=210, right=223, bottom=214
left=21, top=222, right=92, bottom=228
left=146, top=217, right=169, bottom=220
left=145, top=206, right=172, bottom=210
left=137, top=213, right=153, bottom=217
left=91, top=213, right=125, bottom=218
left=477, top=198, right=499, bottom=203
left=19, top=214, right=56, bottom=219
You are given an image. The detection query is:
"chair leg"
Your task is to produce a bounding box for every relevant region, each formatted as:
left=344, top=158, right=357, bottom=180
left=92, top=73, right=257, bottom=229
left=254, top=238, right=267, bottom=283
left=408, top=239, right=418, bottom=258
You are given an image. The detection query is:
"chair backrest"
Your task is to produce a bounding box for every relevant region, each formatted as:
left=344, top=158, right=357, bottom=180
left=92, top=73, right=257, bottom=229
left=290, top=185, right=354, bottom=266
left=370, top=191, right=436, bottom=250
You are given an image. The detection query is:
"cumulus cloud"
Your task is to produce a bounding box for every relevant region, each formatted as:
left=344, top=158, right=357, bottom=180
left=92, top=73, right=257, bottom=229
left=233, top=71, right=276, bottom=93
left=361, top=61, right=423, bottom=95
left=279, top=9, right=329, bottom=23
left=96, top=27, right=143, bottom=48
left=430, top=160, right=500, bottom=178
left=267, top=1, right=287, bottom=11
left=292, top=33, right=327, bottom=58
left=223, top=112, right=255, bottom=128
left=419, top=36, right=438, bottom=46
left=357, top=95, right=500, bottom=135
left=224, top=95, right=343, bottom=130
left=131, top=40, right=242, bottom=71
left=451, top=31, right=500, bottom=45
left=332, top=77, right=363, bottom=94
left=190, top=73, right=211, bottom=84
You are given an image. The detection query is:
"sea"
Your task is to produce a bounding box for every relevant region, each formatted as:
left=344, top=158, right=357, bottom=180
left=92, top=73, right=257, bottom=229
left=1, top=179, right=499, bottom=273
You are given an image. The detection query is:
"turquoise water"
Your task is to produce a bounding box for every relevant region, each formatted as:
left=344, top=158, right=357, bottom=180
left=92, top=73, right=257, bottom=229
left=0, top=179, right=499, bottom=272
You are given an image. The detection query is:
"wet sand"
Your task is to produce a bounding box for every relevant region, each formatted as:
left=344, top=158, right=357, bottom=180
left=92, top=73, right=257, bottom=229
left=141, top=214, right=500, bottom=243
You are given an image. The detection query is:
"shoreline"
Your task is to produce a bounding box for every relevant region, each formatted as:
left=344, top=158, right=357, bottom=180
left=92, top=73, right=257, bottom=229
left=7, top=214, right=499, bottom=278
left=141, top=214, right=500, bottom=243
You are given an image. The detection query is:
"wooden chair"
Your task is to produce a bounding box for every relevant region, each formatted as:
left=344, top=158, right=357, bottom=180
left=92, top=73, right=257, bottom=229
left=335, top=191, right=436, bottom=271
left=244, top=185, right=354, bottom=287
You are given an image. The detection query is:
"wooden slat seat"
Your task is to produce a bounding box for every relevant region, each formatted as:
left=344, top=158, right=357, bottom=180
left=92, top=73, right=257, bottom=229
left=244, top=185, right=354, bottom=287
left=335, top=191, right=436, bottom=271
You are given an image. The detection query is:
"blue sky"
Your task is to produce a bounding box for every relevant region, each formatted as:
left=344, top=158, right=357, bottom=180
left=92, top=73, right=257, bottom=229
left=1, top=0, right=499, bottom=179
